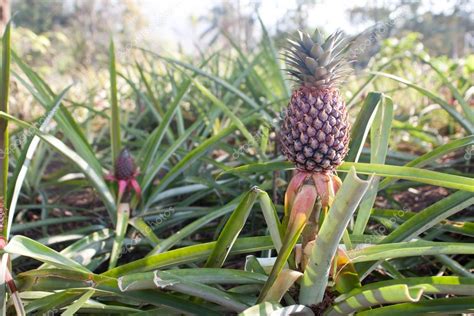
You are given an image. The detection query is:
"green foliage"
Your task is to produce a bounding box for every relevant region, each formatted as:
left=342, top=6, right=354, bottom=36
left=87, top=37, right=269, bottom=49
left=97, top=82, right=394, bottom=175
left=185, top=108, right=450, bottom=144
left=0, top=18, right=472, bottom=315
left=0, top=21, right=11, bottom=211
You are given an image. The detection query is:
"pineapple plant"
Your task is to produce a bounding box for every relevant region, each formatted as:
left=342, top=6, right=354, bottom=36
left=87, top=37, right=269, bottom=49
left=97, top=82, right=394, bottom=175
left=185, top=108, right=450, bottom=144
left=280, top=28, right=352, bottom=252
left=258, top=28, right=355, bottom=303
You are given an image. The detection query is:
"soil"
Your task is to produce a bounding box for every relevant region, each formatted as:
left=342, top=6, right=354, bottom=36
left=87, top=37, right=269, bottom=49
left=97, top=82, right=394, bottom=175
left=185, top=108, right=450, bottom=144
left=373, top=185, right=451, bottom=212
left=392, top=185, right=450, bottom=211
left=19, top=188, right=107, bottom=246
left=310, top=290, right=337, bottom=315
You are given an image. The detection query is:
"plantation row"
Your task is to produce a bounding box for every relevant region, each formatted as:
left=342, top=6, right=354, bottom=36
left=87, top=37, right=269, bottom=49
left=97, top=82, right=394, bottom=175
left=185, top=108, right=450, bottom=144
left=0, top=19, right=471, bottom=315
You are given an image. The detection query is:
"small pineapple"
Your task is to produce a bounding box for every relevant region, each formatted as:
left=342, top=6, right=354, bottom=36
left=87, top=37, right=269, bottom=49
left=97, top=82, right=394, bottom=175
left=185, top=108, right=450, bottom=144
left=106, top=148, right=141, bottom=202
left=280, top=29, right=350, bottom=172
left=114, top=148, right=137, bottom=180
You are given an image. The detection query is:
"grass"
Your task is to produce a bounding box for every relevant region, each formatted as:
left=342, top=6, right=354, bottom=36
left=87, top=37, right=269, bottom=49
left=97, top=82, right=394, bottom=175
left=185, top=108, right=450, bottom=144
left=0, top=19, right=472, bottom=315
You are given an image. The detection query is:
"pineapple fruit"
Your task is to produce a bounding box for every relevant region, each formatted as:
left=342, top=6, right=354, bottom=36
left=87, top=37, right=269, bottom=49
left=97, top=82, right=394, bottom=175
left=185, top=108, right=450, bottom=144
left=114, top=148, right=137, bottom=180
left=280, top=29, right=350, bottom=172
left=105, top=148, right=141, bottom=202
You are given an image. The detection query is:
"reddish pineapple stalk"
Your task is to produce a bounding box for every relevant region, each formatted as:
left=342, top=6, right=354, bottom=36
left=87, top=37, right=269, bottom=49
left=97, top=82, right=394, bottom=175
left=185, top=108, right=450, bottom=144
left=283, top=170, right=342, bottom=269
left=258, top=170, right=345, bottom=301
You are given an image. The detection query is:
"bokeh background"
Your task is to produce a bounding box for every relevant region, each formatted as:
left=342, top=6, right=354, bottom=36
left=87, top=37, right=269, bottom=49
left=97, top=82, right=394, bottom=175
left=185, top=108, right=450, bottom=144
left=9, top=0, right=474, bottom=68
left=5, top=0, right=472, bottom=146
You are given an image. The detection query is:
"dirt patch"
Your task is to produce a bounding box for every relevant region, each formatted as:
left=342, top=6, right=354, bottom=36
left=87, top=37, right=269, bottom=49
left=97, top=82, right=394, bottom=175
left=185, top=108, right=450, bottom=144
left=310, top=290, right=337, bottom=315
left=393, top=185, right=450, bottom=211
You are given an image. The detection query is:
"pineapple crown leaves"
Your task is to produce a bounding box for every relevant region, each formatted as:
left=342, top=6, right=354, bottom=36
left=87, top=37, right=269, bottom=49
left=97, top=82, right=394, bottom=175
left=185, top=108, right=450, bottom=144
left=283, top=28, right=353, bottom=89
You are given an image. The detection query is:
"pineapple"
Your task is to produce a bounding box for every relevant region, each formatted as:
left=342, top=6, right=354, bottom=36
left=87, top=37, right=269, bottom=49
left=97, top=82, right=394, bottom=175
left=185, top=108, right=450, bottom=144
left=114, top=148, right=137, bottom=180
left=280, top=29, right=350, bottom=172
left=105, top=148, right=141, bottom=202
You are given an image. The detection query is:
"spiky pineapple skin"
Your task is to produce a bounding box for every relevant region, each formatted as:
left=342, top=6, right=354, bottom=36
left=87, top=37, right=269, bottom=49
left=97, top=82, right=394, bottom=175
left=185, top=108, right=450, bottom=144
left=280, top=87, right=349, bottom=172
left=114, top=149, right=136, bottom=180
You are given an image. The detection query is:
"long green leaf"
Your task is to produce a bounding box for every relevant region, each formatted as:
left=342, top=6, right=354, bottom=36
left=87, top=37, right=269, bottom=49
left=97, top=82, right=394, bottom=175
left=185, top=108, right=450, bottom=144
left=348, top=241, right=474, bottom=263
left=205, top=188, right=259, bottom=268
left=23, top=290, right=82, bottom=315
left=256, top=189, right=283, bottom=252
left=119, top=269, right=266, bottom=289
left=0, top=21, right=10, bottom=217
left=338, top=276, right=474, bottom=299
left=356, top=296, right=474, bottom=315
left=109, top=38, right=121, bottom=163
left=11, top=216, right=90, bottom=234
left=300, top=168, right=372, bottom=305
left=122, top=270, right=249, bottom=312
left=331, top=277, right=474, bottom=315
left=379, top=136, right=474, bottom=189
left=109, top=203, right=130, bottom=269
left=149, top=197, right=239, bottom=254
left=327, top=284, right=423, bottom=316
left=61, top=289, right=95, bottom=316
left=18, top=269, right=219, bottom=315
left=224, top=161, right=474, bottom=192
left=353, top=95, right=393, bottom=234
left=4, top=236, right=90, bottom=273
left=103, top=236, right=273, bottom=277
left=129, top=217, right=161, bottom=247
left=345, top=92, right=382, bottom=163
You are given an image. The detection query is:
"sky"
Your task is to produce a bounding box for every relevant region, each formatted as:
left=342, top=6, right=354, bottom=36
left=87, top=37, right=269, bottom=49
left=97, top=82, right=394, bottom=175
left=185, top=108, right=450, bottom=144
left=137, top=0, right=364, bottom=53
left=136, top=0, right=465, bottom=53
